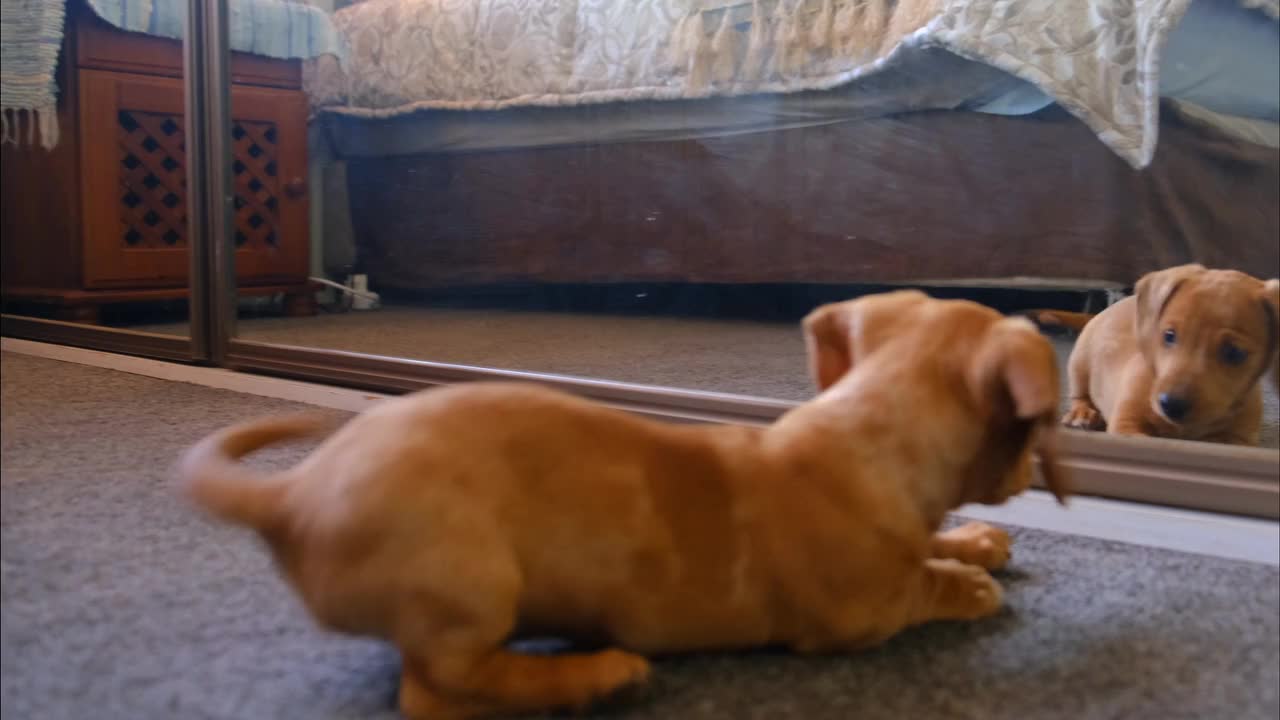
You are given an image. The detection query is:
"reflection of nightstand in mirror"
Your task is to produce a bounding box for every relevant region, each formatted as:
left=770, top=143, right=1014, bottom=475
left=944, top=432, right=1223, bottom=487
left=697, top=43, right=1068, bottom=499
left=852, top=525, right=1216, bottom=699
left=0, top=0, right=314, bottom=324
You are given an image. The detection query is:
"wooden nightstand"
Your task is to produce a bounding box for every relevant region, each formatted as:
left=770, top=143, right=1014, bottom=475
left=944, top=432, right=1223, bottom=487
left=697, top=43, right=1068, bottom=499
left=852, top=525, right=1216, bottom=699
left=1, top=0, right=315, bottom=323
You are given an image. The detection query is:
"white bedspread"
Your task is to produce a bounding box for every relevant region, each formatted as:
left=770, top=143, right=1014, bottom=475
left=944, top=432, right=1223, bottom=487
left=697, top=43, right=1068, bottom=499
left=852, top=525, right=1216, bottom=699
left=307, top=0, right=1279, bottom=168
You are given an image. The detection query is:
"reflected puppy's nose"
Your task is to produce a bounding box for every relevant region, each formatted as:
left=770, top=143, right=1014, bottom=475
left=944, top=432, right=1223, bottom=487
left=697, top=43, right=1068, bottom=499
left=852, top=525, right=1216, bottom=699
left=1158, top=393, right=1191, bottom=423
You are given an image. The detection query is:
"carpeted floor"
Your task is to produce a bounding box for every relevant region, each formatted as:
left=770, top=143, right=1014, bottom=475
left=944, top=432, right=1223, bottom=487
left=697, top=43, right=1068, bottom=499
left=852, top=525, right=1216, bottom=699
left=138, top=305, right=1280, bottom=448
left=1, top=351, right=1278, bottom=720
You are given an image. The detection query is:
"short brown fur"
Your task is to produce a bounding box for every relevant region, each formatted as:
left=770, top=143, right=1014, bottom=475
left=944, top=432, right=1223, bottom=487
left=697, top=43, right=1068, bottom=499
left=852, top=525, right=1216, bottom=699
left=1041, top=265, right=1279, bottom=444
left=178, top=291, right=1069, bottom=720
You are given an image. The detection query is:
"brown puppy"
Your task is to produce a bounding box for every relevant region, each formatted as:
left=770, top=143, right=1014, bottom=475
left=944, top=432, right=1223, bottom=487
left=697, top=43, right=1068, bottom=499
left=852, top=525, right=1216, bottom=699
left=178, top=290, right=1069, bottom=720
left=1037, top=265, right=1279, bottom=444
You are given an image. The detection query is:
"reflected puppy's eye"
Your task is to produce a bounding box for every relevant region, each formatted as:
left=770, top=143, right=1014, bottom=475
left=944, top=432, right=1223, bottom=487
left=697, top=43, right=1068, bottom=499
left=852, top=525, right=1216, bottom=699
left=1220, top=341, right=1248, bottom=366
left=1162, top=328, right=1177, bottom=347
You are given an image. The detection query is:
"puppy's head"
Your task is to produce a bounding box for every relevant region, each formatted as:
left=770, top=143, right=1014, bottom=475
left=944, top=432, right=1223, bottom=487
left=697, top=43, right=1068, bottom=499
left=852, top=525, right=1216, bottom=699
left=802, top=289, right=933, bottom=391
left=802, top=291, right=1070, bottom=506
left=1134, top=265, right=1278, bottom=431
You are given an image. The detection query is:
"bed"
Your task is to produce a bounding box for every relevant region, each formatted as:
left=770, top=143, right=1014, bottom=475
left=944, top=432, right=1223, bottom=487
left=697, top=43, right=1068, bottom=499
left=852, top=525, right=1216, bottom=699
left=314, top=0, right=1277, bottom=291
left=302, top=0, right=1280, bottom=292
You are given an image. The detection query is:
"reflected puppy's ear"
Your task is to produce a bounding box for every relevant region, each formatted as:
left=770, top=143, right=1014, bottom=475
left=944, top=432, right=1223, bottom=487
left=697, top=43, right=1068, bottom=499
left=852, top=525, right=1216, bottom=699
left=1261, top=279, right=1279, bottom=393
left=1133, top=264, right=1205, bottom=351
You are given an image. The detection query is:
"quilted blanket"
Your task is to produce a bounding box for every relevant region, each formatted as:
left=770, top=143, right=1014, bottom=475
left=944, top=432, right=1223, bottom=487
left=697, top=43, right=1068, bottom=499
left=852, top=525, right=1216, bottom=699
left=307, top=0, right=1280, bottom=168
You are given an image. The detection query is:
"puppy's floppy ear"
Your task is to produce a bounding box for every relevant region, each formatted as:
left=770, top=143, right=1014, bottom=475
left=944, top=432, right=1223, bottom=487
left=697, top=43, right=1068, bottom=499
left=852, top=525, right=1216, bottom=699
left=967, top=317, right=1060, bottom=420
left=968, top=317, right=1071, bottom=504
left=1262, top=279, right=1279, bottom=393
left=1133, top=264, right=1205, bottom=345
left=803, top=302, right=855, bottom=392
left=802, top=290, right=929, bottom=392
left=1031, top=423, right=1071, bottom=506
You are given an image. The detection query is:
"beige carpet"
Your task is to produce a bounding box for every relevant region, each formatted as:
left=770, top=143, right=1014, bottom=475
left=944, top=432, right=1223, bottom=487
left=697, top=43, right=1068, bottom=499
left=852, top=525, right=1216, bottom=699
left=138, top=305, right=1280, bottom=449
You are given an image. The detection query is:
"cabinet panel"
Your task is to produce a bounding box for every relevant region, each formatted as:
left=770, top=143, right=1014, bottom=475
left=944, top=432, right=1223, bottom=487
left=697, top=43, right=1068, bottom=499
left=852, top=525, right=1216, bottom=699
left=79, top=70, right=309, bottom=289
left=227, top=84, right=311, bottom=284
left=80, top=70, right=188, bottom=288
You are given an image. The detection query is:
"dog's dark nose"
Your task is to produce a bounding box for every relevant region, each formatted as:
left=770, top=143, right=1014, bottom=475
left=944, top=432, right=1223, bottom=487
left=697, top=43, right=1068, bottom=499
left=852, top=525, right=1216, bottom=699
left=1159, top=393, right=1191, bottom=422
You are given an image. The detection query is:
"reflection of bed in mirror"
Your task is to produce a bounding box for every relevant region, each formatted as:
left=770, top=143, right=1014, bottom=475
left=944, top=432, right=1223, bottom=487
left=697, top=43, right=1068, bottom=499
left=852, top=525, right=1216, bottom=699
left=279, top=0, right=1280, bottom=450
left=308, top=0, right=1279, bottom=293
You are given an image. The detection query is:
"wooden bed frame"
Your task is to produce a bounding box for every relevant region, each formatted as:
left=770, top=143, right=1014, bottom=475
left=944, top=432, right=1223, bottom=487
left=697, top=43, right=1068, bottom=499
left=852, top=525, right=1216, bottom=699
left=338, top=103, right=1279, bottom=292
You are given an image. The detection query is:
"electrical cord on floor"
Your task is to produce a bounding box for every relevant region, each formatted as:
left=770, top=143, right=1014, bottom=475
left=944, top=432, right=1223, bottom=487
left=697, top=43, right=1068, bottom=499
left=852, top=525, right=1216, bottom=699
left=310, top=275, right=381, bottom=314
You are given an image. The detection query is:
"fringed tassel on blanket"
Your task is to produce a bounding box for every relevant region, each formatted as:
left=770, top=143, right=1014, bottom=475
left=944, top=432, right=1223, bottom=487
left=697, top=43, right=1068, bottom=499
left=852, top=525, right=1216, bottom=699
left=0, top=106, right=60, bottom=150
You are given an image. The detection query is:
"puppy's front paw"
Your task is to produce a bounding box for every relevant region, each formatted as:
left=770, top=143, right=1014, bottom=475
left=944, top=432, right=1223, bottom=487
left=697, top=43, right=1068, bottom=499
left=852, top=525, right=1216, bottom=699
left=925, top=559, right=1004, bottom=621
left=934, top=521, right=1012, bottom=571
left=1062, top=399, right=1104, bottom=431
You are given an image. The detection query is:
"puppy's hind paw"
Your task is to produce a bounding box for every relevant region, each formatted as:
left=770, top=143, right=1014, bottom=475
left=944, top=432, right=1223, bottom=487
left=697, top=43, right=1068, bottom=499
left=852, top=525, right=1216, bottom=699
left=1062, top=400, right=1104, bottom=431
left=934, top=522, right=1012, bottom=571
left=573, top=649, right=652, bottom=711
left=967, top=572, right=1004, bottom=618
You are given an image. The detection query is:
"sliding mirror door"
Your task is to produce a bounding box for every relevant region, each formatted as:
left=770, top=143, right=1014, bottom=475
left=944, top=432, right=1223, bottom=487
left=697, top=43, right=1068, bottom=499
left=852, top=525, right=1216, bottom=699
left=199, top=0, right=1276, bottom=515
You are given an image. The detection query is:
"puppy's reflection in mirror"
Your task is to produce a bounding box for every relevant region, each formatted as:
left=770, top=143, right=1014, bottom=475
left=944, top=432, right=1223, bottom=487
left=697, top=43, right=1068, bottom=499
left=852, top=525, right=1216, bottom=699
left=1032, top=265, right=1279, bottom=447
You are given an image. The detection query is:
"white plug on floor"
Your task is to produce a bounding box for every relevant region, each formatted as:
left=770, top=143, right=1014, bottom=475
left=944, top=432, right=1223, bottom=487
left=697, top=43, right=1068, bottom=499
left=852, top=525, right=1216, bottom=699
left=308, top=275, right=382, bottom=311
left=350, top=274, right=380, bottom=311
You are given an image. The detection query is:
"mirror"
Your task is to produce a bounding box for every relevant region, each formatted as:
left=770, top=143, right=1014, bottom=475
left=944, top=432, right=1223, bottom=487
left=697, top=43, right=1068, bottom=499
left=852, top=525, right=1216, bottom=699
left=215, top=0, right=1276, bottom=452
left=1, top=0, right=199, bottom=341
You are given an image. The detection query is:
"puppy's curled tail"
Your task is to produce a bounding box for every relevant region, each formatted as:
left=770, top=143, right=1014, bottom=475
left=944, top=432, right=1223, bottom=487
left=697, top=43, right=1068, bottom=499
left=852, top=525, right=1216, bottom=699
left=1024, top=310, right=1095, bottom=332
left=177, top=414, right=335, bottom=531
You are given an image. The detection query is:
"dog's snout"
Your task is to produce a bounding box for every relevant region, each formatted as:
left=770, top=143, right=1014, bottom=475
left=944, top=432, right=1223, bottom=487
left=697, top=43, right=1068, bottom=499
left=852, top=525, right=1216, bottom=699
left=1158, top=393, right=1191, bottom=423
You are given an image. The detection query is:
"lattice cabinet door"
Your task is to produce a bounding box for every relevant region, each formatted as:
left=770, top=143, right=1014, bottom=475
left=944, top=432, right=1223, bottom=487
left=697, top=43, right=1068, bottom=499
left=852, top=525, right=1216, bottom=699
left=225, top=83, right=310, bottom=286
left=79, top=70, right=309, bottom=289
